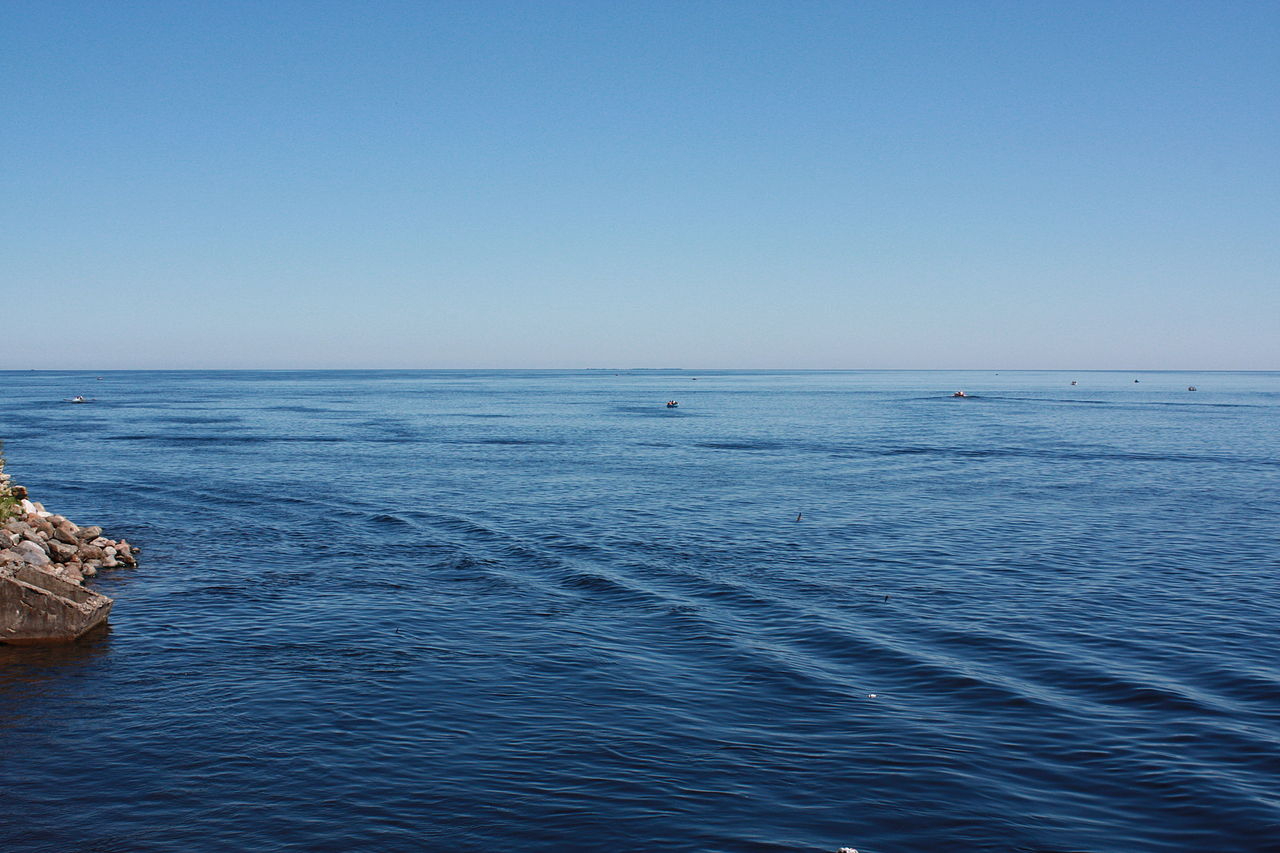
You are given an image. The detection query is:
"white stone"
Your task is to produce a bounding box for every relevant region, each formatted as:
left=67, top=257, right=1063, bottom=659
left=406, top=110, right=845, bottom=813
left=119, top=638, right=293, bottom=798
left=16, top=541, right=50, bottom=566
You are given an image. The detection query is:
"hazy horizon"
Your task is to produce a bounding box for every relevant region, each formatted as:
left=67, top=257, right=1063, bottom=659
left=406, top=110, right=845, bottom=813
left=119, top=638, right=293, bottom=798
left=4, top=367, right=1275, bottom=374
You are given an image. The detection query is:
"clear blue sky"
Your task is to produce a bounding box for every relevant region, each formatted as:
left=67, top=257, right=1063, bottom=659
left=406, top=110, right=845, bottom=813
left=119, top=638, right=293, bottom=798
left=3, top=1, right=1276, bottom=368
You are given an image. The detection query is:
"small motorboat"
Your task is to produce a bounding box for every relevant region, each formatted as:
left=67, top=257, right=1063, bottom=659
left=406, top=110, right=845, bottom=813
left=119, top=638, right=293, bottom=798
left=1070, top=380, right=1077, bottom=386
left=1188, top=386, right=1198, bottom=391
left=69, top=395, right=88, bottom=404
left=952, top=391, right=967, bottom=398
left=666, top=401, right=679, bottom=408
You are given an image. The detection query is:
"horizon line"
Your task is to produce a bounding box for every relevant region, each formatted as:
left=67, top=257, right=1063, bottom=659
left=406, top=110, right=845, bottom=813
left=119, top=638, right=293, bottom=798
left=2, top=367, right=1276, bottom=373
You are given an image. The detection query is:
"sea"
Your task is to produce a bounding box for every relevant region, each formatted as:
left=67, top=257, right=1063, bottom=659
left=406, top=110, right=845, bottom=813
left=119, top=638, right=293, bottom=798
left=1, top=369, right=1277, bottom=853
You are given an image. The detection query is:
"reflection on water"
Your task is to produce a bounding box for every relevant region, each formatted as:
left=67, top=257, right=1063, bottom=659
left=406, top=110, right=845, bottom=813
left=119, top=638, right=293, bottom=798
left=0, top=625, right=112, bottom=720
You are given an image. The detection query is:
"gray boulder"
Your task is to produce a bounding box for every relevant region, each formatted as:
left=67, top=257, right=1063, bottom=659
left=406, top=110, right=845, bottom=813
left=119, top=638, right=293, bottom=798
left=15, top=541, right=50, bottom=566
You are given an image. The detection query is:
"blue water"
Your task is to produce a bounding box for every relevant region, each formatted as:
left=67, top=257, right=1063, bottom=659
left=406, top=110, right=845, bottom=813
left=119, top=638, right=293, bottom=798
left=1, top=370, right=1278, bottom=853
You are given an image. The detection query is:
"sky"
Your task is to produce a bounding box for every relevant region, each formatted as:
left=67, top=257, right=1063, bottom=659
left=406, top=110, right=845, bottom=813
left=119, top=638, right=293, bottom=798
left=2, top=0, right=1276, bottom=369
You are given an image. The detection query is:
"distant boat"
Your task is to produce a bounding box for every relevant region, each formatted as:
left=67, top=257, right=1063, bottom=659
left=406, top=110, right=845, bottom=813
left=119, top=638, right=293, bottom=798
left=1188, top=386, right=1198, bottom=391
left=666, top=401, right=679, bottom=408
left=1070, top=380, right=1077, bottom=386
left=69, top=395, right=88, bottom=403
left=952, top=391, right=967, bottom=398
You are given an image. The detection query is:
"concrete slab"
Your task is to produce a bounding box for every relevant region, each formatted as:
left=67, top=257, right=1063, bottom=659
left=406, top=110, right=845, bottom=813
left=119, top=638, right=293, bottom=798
left=0, top=565, right=113, bottom=645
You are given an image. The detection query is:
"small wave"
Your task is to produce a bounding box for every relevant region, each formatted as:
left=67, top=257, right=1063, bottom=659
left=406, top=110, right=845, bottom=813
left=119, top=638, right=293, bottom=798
left=697, top=441, right=787, bottom=451
left=561, top=570, right=640, bottom=598
left=104, top=434, right=347, bottom=444
left=822, top=444, right=1280, bottom=467
left=154, top=415, right=244, bottom=424
left=462, top=438, right=565, bottom=446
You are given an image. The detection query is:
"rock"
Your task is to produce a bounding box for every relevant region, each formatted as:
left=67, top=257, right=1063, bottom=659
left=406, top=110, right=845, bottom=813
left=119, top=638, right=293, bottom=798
left=0, top=487, right=135, bottom=643
left=0, top=565, right=112, bottom=644
left=48, top=541, right=79, bottom=563
left=15, top=541, right=50, bottom=567
left=54, top=564, right=84, bottom=585
left=52, top=524, right=80, bottom=546
left=26, top=516, right=55, bottom=539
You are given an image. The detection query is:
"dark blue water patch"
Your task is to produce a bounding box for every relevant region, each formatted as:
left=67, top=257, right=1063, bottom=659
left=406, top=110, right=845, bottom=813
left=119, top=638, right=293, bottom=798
left=613, top=405, right=703, bottom=416
left=817, top=443, right=1280, bottom=468
left=369, top=512, right=412, bottom=526
left=697, top=440, right=791, bottom=451
left=103, top=434, right=348, bottom=444
left=151, top=414, right=244, bottom=424
left=906, top=394, right=989, bottom=401
left=463, top=437, right=567, bottom=446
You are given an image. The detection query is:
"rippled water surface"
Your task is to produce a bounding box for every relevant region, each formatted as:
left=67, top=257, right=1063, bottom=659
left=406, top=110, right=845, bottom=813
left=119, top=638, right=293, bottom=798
left=2, top=370, right=1278, bottom=853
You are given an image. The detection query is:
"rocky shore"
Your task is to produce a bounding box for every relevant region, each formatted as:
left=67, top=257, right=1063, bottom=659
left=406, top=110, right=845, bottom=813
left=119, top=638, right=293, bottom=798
left=1, top=467, right=137, bottom=644
left=2, top=492, right=139, bottom=582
